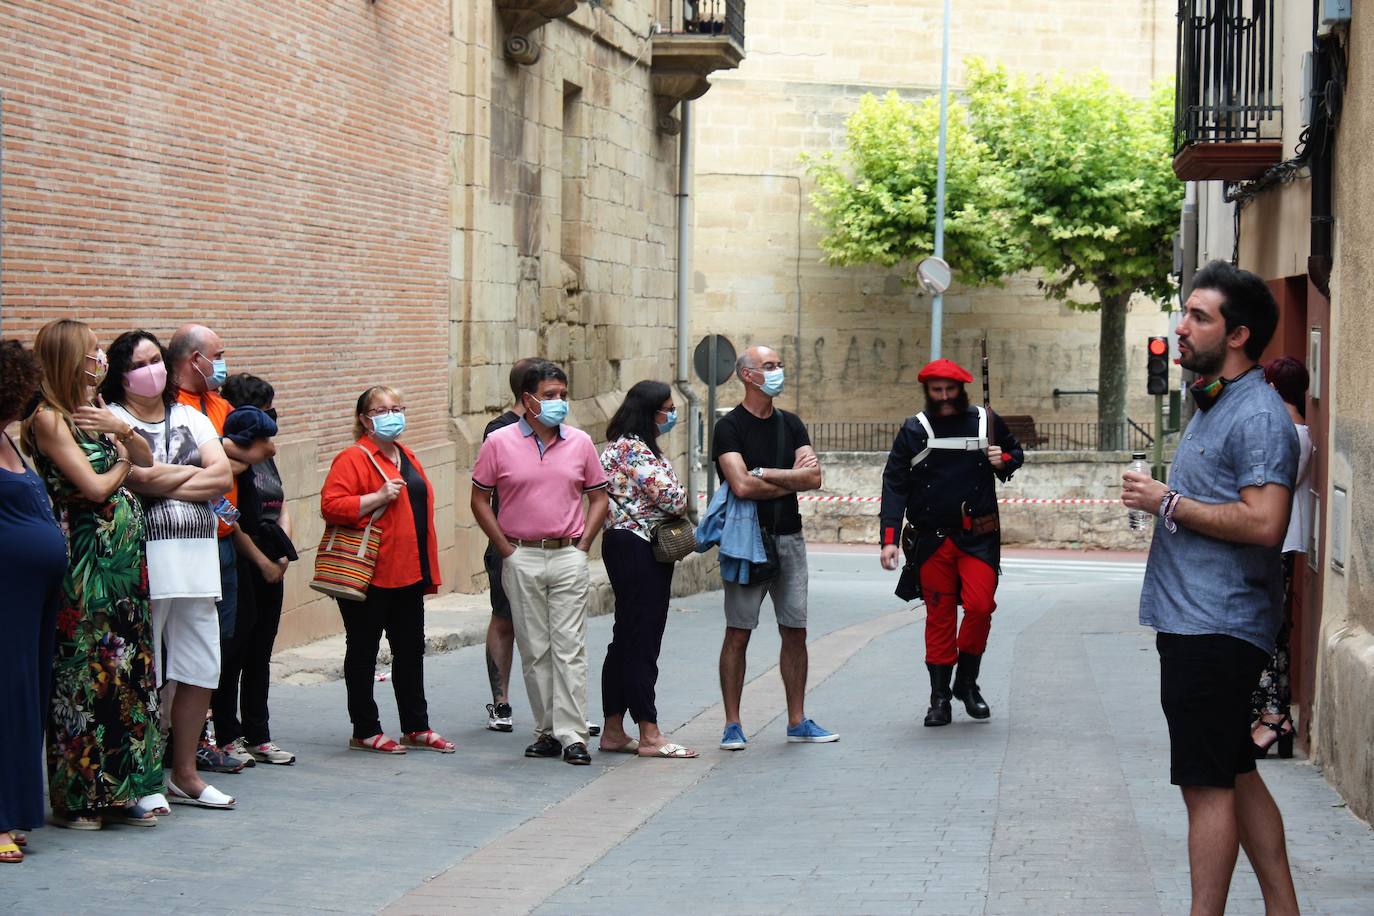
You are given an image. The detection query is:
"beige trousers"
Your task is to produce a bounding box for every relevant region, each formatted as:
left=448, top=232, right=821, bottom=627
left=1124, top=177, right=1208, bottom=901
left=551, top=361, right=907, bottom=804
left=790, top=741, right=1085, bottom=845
left=501, top=545, right=591, bottom=748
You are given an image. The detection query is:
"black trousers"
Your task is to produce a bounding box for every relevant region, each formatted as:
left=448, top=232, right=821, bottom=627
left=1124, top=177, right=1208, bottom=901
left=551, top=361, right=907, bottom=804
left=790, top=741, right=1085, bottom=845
left=338, top=582, right=429, bottom=739
left=600, top=529, right=675, bottom=724
left=212, top=554, right=285, bottom=745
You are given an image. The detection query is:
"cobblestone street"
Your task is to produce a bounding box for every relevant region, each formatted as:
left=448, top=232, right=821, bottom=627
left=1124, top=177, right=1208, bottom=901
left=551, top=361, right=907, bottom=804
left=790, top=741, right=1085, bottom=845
left=6, top=549, right=1372, bottom=915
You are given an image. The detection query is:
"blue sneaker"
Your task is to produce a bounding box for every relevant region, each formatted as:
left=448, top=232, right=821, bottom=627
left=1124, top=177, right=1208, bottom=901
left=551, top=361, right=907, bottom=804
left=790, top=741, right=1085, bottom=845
left=786, top=718, right=839, bottom=743
left=720, top=722, right=747, bottom=750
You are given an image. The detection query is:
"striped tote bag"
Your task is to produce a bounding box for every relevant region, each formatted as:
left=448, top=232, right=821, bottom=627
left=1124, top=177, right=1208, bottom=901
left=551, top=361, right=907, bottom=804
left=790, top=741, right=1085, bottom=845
left=310, top=445, right=392, bottom=602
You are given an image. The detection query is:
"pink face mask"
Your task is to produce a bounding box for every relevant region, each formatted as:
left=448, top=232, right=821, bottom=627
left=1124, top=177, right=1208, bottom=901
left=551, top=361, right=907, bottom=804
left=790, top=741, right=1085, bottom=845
left=124, top=361, right=168, bottom=398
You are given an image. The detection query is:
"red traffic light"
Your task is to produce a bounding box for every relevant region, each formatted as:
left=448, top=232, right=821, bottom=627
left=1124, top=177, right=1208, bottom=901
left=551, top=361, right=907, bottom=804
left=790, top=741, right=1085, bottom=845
left=1148, top=337, right=1168, bottom=356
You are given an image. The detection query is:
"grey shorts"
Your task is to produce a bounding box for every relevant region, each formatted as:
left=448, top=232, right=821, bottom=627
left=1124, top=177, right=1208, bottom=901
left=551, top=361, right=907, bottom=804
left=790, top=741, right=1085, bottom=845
left=724, top=532, right=809, bottom=630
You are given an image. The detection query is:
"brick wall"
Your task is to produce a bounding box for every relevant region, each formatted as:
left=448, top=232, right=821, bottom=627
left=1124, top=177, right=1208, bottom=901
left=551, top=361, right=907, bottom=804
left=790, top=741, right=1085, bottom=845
left=0, top=0, right=451, bottom=457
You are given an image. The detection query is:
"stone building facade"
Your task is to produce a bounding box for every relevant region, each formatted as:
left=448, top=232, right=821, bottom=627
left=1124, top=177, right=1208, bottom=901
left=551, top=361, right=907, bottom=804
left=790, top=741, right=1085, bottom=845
left=689, top=0, right=1180, bottom=431
left=1, top=0, right=728, bottom=646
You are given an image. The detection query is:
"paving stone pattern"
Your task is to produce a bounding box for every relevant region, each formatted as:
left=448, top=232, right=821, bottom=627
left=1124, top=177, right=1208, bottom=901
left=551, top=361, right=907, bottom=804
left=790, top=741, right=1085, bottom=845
left=6, top=552, right=1372, bottom=915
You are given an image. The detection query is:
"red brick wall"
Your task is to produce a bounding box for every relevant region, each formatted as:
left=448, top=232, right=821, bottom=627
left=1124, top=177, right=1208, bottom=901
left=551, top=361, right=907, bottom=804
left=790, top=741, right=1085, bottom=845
left=0, top=0, right=451, bottom=455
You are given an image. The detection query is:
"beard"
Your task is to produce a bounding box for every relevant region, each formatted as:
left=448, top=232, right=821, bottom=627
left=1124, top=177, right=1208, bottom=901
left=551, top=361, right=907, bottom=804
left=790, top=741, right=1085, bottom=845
left=924, top=387, right=970, bottom=416
left=1179, top=337, right=1226, bottom=377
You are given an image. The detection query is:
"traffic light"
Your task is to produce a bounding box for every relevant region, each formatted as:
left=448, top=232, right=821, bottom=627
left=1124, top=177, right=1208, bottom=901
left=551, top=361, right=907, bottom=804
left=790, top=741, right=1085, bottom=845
left=1146, top=336, right=1169, bottom=395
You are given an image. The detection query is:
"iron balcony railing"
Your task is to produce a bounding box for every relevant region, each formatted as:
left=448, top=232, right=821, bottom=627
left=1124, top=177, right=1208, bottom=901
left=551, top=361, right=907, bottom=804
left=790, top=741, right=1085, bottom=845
left=1173, top=0, right=1281, bottom=153
left=809, top=421, right=1154, bottom=453
left=661, top=0, right=745, bottom=46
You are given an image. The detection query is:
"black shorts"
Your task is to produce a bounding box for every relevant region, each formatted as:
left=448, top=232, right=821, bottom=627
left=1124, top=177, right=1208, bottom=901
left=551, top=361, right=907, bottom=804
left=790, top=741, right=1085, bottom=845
left=1157, top=632, right=1270, bottom=788
left=484, top=543, right=512, bottom=620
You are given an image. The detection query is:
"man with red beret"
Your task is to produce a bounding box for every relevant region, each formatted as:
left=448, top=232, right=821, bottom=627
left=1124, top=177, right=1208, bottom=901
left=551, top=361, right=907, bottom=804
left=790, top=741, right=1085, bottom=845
left=878, top=358, right=1024, bottom=726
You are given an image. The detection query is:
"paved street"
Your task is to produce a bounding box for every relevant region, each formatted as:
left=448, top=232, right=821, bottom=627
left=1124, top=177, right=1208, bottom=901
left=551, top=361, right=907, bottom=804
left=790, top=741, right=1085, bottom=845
left=6, top=548, right=1373, bottom=914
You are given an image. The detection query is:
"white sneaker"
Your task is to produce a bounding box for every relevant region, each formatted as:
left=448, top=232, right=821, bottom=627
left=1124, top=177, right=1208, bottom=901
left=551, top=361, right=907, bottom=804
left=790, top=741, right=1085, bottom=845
left=246, top=741, right=296, bottom=765
left=221, top=737, right=256, bottom=768
left=486, top=703, right=514, bottom=732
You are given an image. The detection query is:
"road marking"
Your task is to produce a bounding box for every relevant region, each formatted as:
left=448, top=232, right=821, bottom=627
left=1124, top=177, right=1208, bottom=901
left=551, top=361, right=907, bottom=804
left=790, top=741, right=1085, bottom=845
left=381, top=608, right=915, bottom=915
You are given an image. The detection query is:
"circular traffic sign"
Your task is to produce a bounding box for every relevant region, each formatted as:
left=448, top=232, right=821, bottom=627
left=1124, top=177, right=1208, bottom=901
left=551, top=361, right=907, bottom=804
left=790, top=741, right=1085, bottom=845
left=693, top=334, right=737, bottom=386
left=916, top=256, right=952, bottom=295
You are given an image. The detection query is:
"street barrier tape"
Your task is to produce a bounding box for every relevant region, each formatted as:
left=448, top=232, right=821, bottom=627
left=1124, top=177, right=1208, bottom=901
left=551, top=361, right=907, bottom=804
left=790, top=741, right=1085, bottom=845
left=695, top=494, right=1118, bottom=506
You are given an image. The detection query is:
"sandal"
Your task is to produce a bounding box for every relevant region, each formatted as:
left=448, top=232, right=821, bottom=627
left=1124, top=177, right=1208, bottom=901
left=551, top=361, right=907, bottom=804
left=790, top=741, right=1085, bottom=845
left=52, top=813, right=102, bottom=831
left=139, top=793, right=171, bottom=816
left=399, top=730, right=455, bottom=753
left=0, top=842, right=21, bottom=864
left=1253, top=713, right=1295, bottom=759
left=349, top=734, right=407, bottom=754
left=598, top=739, right=640, bottom=754
left=638, top=742, right=699, bottom=759
left=105, top=802, right=159, bottom=827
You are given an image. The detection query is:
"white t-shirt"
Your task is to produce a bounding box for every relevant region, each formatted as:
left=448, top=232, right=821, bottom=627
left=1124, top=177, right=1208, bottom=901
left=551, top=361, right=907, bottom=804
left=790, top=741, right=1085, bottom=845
left=1284, top=423, right=1315, bottom=555
left=109, top=402, right=222, bottom=599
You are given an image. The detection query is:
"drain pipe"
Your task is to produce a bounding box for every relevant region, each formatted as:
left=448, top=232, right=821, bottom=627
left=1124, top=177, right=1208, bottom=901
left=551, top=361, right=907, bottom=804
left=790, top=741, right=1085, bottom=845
left=675, top=99, right=702, bottom=522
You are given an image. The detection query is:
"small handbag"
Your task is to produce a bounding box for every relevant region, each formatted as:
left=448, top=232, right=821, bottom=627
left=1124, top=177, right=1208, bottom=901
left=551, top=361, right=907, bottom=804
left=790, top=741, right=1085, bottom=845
left=310, top=445, right=394, bottom=602
left=609, top=492, right=698, bottom=563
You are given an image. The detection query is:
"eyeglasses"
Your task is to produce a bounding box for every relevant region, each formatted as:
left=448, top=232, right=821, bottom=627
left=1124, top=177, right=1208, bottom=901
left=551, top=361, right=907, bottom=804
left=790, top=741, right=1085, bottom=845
left=657, top=405, right=677, bottom=414
left=753, top=362, right=784, bottom=372
left=366, top=406, right=406, bottom=417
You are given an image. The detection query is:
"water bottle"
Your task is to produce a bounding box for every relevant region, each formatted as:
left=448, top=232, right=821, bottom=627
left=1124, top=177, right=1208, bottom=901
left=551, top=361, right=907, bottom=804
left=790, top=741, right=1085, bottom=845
left=210, top=495, right=241, bottom=526
left=1128, top=452, right=1151, bottom=531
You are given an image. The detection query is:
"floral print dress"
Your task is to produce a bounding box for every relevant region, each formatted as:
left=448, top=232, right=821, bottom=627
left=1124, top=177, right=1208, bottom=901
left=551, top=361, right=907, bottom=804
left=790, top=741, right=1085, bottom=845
left=34, top=422, right=163, bottom=816
left=601, top=435, right=688, bottom=539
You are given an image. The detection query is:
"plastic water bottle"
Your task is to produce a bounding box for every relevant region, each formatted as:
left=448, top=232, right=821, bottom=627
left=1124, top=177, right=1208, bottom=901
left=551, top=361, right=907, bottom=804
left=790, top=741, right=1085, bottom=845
left=1128, top=452, right=1151, bottom=531
left=210, top=495, right=241, bottom=526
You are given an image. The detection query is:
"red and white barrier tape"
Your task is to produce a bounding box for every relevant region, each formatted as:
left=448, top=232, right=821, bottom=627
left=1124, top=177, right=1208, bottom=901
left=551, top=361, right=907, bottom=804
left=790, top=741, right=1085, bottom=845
left=696, top=493, right=1117, bottom=506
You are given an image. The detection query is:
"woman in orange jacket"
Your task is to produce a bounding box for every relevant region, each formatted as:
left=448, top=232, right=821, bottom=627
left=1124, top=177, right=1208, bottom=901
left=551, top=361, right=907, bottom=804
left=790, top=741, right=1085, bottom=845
left=320, top=386, right=452, bottom=755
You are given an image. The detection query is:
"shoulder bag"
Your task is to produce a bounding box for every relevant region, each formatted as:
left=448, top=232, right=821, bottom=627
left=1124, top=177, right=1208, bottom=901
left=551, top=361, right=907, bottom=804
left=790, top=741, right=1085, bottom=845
left=310, top=444, right=395, bottom=602
left=608, top=454, right=697, bottom=563
left=748, top=412, right=790, bottom=583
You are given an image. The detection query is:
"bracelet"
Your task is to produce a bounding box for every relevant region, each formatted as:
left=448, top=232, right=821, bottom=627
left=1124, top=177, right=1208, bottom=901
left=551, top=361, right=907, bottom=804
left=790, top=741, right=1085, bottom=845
left=112, top=456, right=133, bottom=485
left=1160, top=489, right=1181, bottom=534
left=116, top=425, right=136, bottom=443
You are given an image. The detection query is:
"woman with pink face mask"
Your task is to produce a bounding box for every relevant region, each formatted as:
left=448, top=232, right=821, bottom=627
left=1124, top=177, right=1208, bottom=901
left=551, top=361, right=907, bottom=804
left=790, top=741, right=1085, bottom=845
left=101, top=330, right=236, bottom=811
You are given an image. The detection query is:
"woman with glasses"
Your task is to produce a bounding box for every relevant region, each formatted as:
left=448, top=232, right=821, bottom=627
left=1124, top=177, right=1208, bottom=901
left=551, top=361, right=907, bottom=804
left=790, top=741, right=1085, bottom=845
left=320, top=386, right=452, bottom=755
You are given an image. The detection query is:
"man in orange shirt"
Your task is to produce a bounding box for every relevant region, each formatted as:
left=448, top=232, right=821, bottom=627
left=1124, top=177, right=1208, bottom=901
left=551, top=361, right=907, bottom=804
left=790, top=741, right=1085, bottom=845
left=169, top=324, right=274, bottom=774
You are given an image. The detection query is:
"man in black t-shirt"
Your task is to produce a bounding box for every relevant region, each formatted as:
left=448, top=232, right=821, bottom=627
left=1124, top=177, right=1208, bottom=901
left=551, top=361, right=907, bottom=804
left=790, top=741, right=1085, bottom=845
left=711, top=345, right=838, bottom=750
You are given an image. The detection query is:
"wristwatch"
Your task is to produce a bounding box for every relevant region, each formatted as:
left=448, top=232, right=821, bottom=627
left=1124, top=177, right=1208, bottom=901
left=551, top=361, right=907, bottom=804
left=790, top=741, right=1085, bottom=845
left=750, top=466, right=765, bottom=479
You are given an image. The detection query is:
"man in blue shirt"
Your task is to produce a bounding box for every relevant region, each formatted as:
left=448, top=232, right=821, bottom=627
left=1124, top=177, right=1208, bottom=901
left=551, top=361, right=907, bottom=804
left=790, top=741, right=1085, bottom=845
left=1123, top=261, right=1300, bottom=916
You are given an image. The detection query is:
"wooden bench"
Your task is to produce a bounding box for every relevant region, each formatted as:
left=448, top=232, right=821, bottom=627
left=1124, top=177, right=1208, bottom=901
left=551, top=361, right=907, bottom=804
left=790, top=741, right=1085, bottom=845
left=1001, top=414, right=1049, bottom=449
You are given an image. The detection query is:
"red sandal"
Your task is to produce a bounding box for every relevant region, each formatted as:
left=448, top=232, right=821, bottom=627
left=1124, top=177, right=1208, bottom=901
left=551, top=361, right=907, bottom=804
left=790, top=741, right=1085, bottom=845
left=400, top=730, right=455, bottom=753
left=348, top=734, right=407, bottom=754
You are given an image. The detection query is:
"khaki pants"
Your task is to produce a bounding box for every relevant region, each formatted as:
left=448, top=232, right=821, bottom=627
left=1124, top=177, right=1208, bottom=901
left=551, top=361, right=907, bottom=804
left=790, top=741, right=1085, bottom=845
left=501, top=545, right=591, bottom=748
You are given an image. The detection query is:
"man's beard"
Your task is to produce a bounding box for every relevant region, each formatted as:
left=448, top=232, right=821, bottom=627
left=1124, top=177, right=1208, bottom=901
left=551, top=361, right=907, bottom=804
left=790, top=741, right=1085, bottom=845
left=924, top=388, right=970, bottom=415
left=1179, top=337, right=1226, bottom=377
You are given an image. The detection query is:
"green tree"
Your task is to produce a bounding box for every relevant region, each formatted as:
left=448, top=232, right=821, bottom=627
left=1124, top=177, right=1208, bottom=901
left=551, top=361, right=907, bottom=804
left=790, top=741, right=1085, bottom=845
left=805, top=61, right=1183, bottom=443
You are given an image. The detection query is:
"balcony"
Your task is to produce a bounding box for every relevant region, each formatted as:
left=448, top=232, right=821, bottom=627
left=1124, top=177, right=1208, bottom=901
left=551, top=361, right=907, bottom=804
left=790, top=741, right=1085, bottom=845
left=1172, top=0, right=1283, bottom=181
left=651, top=0, right=746, bottom=133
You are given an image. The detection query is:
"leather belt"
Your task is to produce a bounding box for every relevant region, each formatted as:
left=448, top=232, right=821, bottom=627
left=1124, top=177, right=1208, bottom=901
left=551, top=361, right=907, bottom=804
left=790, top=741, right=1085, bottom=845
left=511, top=537, right=576, bottom=549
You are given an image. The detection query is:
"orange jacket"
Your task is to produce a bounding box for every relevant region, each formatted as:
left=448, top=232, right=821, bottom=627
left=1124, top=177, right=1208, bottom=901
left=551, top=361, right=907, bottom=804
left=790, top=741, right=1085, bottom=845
left=320, top=437, right=441, bottom=593
left=177, top=387, right=237, bottom=538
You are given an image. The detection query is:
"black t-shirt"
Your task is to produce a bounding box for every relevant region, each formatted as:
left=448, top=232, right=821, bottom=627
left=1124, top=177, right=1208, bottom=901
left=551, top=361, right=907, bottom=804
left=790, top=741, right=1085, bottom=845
left=398, top=451, right=432, bottom=588
left=483, top=410, right=520, bottom=518
left=711, top=405, right=811, bottom=535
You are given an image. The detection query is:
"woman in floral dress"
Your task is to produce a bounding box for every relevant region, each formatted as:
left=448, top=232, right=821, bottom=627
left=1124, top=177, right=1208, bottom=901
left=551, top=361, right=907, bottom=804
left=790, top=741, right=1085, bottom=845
left=596, top=380, right=697, bottom=759
left=21, top=319, right=163, bottom=829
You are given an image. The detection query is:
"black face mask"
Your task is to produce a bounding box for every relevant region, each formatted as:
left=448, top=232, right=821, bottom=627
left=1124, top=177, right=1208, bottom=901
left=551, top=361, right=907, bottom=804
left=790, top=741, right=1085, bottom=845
left=924, top=388, right=970, bottom=416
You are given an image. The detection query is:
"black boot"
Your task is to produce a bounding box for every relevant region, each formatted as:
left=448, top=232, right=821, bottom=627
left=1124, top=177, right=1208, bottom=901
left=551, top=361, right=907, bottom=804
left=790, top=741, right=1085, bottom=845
left=952, top=651, right=991, bottom=720
left=923, top=663, right=954, bottom=727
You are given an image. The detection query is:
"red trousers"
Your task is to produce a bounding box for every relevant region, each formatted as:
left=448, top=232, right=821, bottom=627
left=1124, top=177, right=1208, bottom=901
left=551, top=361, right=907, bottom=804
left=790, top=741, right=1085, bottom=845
left=919, top=538, right=998, bottom=665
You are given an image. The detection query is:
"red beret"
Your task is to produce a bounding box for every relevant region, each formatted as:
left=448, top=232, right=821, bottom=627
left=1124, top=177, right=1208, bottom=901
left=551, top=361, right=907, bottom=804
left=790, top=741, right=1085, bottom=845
left=917, top=358, right=973, bottom=383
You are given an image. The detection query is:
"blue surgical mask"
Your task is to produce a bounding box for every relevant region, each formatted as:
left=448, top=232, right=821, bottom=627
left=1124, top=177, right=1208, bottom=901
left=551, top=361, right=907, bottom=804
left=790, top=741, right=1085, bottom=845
left=198, top=354, right=228, bottom=389
left=657, top=410, right=678, bottom=435
left=759, top=368, right=785, bottom=398
left=529, top=396, right=568, bottom=427
left=371, top=412, right=406, bottom=441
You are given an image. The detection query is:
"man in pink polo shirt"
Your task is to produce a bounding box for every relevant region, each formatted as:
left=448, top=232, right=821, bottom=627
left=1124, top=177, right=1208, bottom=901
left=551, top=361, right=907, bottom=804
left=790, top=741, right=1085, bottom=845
left=470, top=361, right=609, bottom=765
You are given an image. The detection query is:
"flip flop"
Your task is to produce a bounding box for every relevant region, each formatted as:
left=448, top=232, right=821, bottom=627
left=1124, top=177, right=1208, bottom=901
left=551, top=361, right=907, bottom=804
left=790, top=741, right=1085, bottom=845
left=0, top=842, right=21, bottom=864
left=598, top=739, right=640, bottom=754
left=639, top=743, right=698, bottom=759
left=166, top=776, right=236, bottom=810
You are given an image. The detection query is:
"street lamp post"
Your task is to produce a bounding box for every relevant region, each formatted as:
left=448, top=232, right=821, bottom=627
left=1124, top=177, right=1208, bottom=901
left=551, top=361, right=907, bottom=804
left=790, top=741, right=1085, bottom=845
left=930, top=0, right=951, bottom=361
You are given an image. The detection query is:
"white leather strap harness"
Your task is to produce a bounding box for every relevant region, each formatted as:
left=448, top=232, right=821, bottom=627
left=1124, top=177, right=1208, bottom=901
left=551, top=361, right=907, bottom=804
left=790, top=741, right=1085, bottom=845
left=910, top=407, right=989, bottom=467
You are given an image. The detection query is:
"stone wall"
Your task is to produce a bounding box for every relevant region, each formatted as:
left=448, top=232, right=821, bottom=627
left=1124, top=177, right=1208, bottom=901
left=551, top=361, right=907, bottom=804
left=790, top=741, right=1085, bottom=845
left=802, top=450, right=1152, bottom=552
left=689, top=0, right=1180, bottom=428
left=1318, top=9, right=1374, bottom=823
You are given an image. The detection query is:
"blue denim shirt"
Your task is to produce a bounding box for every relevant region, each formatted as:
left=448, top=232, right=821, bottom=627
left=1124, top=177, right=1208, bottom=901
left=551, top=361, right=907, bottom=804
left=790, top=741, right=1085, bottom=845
left=1139, top=369, right=1299, bottom=653
left=695, top=485, right=769, bottom=584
